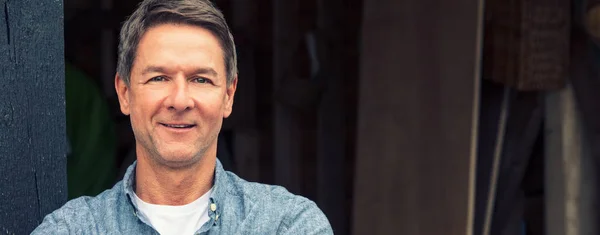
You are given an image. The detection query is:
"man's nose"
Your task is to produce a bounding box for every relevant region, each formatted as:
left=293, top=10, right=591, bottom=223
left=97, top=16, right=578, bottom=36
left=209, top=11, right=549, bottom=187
left=165, top=79, right=195, bottom=112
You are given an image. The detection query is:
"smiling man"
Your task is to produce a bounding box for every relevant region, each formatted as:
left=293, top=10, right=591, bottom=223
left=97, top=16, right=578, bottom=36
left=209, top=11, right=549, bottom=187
left=32, top=0, right=332, bottom=234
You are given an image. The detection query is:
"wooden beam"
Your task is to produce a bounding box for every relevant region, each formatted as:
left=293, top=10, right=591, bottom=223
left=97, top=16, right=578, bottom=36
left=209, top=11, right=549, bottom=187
left=272, top=0, right=303, bottom=194
left=314, top=0, right=352, bottom=233
left=0, top=0, right=67, bottom=233
left=352, top=0, right=484, bottom=233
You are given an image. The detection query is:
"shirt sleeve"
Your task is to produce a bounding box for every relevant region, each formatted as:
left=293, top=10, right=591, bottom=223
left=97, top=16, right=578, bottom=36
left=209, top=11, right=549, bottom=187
left=30, top=212, right=71, bottom=235
left=30, top=198, right=92, bottom=235
left=278, top=199, right=334, bottom=235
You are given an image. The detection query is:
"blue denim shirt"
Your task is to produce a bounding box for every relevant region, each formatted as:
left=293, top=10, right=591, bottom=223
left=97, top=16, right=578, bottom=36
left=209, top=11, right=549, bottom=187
left=31, top=159, right=333, bottom=234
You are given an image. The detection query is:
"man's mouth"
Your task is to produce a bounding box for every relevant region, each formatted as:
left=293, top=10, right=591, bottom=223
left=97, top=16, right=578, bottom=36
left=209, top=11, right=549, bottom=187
left=160, top=123, right=196, bottom=129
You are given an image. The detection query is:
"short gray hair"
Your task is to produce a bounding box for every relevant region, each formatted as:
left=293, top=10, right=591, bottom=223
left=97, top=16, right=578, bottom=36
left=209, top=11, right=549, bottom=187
left=117, top=0, right=237, bottom=85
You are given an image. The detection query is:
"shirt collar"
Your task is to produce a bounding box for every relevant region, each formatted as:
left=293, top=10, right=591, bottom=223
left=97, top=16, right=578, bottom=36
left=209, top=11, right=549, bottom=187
left=123, top=158, right=228, bottom=225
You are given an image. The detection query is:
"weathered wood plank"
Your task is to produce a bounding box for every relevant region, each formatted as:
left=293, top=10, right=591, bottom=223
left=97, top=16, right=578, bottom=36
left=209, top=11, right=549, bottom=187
left=352, top=0, right=484, bottom=233
left=0, top=0, right=67, bottom=234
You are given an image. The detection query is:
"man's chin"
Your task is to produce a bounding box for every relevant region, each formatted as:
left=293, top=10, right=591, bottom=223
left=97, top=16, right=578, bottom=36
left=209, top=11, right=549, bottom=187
left=153, top=151, right=203, bottom=169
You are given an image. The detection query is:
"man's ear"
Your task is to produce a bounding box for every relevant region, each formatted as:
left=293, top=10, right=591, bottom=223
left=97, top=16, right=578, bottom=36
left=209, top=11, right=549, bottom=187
left=115, top=73, right=131, bottom=116
left=223, top=76, right=238, bottom=118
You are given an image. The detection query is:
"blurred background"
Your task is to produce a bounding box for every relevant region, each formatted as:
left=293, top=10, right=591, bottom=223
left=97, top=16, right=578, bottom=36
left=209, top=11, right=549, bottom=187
left=56, top=0, right=600, bottom=234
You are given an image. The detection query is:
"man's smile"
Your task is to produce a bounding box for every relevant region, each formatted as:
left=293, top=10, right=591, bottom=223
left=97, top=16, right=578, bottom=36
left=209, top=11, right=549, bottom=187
left=159, top=122, right=197, bottom=131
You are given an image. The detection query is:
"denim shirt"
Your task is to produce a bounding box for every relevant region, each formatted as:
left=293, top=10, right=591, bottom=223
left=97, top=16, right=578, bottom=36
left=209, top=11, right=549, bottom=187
left=31, top=159, right=333, bottom=234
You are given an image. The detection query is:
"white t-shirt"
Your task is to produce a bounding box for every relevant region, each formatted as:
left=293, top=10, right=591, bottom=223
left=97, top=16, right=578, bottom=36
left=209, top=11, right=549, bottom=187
left=132, top=188, right=213, bottom=235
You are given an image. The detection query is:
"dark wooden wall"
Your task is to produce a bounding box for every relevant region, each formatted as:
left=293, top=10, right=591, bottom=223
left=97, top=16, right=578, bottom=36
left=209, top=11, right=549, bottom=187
left=0, top=0, right=67, bottom=234
left=352, top=0, right=484, bottom=234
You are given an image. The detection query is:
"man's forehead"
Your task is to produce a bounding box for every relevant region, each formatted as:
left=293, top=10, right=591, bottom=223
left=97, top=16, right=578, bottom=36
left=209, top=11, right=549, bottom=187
left=132, top=24, right=226, bottom=75
left=141, top=25, right=220, bottom=48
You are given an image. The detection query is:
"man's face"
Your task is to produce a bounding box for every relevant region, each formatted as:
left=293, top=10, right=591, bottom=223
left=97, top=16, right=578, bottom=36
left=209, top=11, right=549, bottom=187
left=115, top=23, right=236, bottom=168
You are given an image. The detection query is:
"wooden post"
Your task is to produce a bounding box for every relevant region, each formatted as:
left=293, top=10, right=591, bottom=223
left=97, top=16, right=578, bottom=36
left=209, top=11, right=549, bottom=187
left=0, top=0, right=67, bottom=233
left=314, top=0, right=354, bottom=233
left=352, top=0, right=484, bottom=234
left=272, top=0, right=303, bottom=194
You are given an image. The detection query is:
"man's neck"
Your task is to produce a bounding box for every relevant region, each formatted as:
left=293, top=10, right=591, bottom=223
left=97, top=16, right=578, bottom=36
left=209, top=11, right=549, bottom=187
left=134, top=151, right=216, bottom=206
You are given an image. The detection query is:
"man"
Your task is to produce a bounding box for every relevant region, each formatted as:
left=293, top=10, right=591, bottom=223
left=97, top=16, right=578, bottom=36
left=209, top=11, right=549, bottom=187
left=32, top=0, right=332, bottom=234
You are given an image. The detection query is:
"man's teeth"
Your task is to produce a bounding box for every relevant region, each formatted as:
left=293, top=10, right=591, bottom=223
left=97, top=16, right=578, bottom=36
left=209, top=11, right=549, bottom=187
left=165, top=124, right=192, bottom=128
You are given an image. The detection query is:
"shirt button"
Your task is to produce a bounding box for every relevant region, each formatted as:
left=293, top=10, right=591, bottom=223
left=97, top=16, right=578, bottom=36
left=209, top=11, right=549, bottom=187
left=210, top=203, right=217, bottom=212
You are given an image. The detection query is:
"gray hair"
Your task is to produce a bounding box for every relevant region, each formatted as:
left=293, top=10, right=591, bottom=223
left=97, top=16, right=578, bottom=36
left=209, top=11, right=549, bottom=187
left=117, top=0, right=237, bottom=85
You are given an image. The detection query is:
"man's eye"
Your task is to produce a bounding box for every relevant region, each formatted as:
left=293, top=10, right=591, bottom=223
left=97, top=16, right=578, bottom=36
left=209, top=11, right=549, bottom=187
left=194, top=78, right=210, bottom=84
left=149, top=76, right=166, bottom=82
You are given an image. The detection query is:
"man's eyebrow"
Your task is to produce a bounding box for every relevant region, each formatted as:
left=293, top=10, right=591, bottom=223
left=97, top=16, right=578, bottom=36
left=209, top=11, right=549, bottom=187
left=141, top=66, right=219, bottom=78
left=141, top=66, right=168, bottom=75
left=192, top=67, right=218, bottom=78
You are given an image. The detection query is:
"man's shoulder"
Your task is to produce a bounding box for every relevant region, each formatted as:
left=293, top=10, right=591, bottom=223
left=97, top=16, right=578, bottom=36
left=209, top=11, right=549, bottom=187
left=31, top=181, right=127, bottom=234
left=222, top=171, right=333, bottom=234
left=223, top=170, right=306, bottom=206
left=59, top=181, right=124, bottom=213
